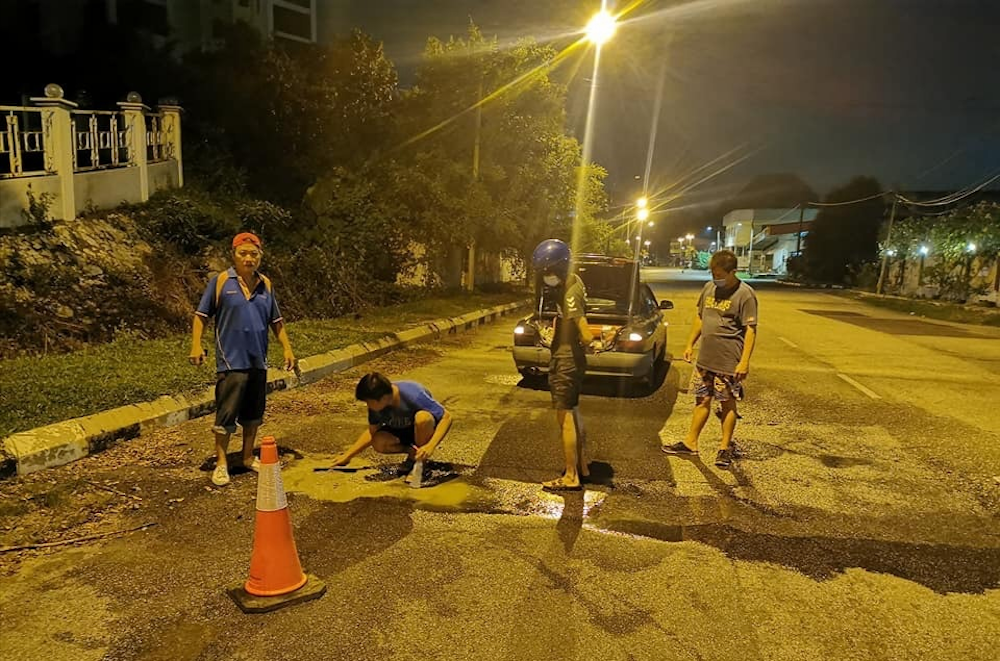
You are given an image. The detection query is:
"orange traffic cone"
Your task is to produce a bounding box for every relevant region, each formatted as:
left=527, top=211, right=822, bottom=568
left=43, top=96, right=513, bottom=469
left=228, top=436, right=326, bottom=613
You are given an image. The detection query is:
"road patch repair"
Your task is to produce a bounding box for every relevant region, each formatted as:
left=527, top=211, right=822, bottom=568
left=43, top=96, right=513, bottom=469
left=1, top=301, right=525, bottom=478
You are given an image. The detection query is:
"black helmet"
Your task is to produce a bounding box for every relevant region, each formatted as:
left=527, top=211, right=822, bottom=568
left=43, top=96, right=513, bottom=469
left=531, top=239, right=570, bottom=280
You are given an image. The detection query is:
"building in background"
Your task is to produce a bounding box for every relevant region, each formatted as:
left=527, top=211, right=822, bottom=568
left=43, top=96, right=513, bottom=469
left=722, top=208, right=818, bottom=274
left=9, top=0, right=319, bottom=56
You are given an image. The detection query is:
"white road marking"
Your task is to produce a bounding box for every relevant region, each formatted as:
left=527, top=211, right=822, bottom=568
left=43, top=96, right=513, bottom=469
left=837, top=373, right=881, bottom=399
left=778, top=336, right=799, bottom=348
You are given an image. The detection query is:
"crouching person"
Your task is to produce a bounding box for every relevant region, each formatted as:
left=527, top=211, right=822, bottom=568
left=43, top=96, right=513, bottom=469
left=331, top=373, right=452, bottom=479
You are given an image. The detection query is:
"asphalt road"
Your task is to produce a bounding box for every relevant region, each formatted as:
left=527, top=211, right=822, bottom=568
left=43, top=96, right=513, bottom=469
left=2, top=270, right=999, bottom=661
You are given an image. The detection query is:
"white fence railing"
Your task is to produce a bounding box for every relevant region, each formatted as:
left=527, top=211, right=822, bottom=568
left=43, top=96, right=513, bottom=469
left=1, top=106, right=51, bottom=178
left=0, top=85, right=183, bottom=228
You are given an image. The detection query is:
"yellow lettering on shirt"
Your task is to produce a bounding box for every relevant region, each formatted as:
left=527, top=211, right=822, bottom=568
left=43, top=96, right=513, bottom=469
left=704, top=297, right=732, bottom=313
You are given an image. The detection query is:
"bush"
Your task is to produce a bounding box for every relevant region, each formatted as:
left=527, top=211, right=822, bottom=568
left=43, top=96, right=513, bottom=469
left=129, top=189, right=240, bottom=255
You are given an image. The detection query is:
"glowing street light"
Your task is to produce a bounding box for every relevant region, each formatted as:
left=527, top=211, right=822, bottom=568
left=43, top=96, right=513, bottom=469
left=685, top=233, right=694, bottom=241
left=967, top=242, right=977, bottom=253
left=644, top=240, right=651, bottom=247
left=919, top=245, right=930, bottom=256
left=585, top=10, right=617, bottom=46
left=637, top=208, right=650, bottom=222
left=647, top=221, right=654, bottom=227
left=637, top=196, right=648, bottom=209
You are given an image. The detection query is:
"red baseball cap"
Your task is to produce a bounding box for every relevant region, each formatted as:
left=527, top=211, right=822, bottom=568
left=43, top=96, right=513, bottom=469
left=232, top=232, right=262, bottom=249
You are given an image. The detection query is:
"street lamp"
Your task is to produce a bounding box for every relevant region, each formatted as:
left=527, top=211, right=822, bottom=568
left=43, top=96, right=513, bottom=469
left=644, top=240, right=651, bottom=247
left=637, top=208, right=650, bottom=222
left=685, top=233, right=694, bottom=241
left=637, top=196, right=648, bottom=209
left=918, top=245, right=929, bottom=285
left=585, top=10, right=617, bottom=46
left=967, top=242, right=977, bottom=253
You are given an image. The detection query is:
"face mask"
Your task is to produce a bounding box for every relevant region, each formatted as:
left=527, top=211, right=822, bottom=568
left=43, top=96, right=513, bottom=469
left=543, top=275, right=561, bottom=287
left=713, top=278, right=729, bottom=288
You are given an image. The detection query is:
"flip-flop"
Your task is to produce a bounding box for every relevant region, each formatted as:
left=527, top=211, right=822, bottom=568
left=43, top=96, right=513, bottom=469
left=542, top=478, right=582, bottom=492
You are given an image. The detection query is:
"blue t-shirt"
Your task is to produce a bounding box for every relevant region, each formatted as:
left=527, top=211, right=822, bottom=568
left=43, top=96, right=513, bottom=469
left=196, top=268, right=283, bottom=373
left=367, top=381, right=445, bottom=430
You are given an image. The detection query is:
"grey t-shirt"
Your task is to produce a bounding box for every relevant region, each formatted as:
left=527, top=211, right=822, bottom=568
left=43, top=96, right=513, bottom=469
left=551, top=273, right=587, bottom=359
left=696, top=280, right=758, bottom=375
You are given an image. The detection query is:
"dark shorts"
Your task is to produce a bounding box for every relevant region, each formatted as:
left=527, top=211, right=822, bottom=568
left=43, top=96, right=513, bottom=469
left=549, top=355, right=585, bottom=409
left=379, top=426, right=417, bottom=447
left=690, top=366, right=744, bottom=403
left=214, top=369, right=267, bottom=434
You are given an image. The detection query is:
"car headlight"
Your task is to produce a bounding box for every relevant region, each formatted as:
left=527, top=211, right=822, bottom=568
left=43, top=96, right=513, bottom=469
left=628, top=331, right=643, bottom=342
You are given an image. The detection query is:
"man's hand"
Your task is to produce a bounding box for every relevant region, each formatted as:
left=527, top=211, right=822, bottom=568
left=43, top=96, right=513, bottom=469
left=735, top=361, right=750, bottom=381
left=683, top=345, right=694, bottom=363
left=283, top=350, right=297, bottom=371
left=189, top=348, right=206, bottom=366
left=330, top=452, right=351, bottom=467
left=414, top=444, right=433, bottom=462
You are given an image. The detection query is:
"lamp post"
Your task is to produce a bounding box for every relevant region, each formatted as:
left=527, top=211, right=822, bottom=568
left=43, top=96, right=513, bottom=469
left=918, top=245, right=929, bottom=286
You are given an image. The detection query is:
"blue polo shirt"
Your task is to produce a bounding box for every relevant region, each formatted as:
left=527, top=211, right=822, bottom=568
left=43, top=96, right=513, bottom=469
left=367, top=381, right=445, bottom=430
left=196, top=268, right=283, bottom=373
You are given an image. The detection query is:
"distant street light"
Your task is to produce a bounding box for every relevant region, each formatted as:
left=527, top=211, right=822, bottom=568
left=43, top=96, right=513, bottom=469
left=706, top=226, right=713, bottom=232
left=967, top=242, right=977, bottom=253
left=637, top=208, right=650, bottom=222
left=637, top=196, right=648, bottom=209
left=644, top=240, right=651, bottom=247
left=919, top=245, right=930, bottom=256
left=685, top=233, right=694, bottom=241
left=647, top=221, right=654, bottom=227
left=585, top=10, right=617, bottom=45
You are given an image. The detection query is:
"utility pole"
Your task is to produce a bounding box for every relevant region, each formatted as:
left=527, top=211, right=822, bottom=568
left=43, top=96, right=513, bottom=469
left=875, top=196, right=898, bottom=295
left=795, top=205, right=804, bottom=255
left=465, top=37, right=484, bottom=293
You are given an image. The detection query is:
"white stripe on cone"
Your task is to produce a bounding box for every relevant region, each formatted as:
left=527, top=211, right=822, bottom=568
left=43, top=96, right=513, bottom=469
left=256, top=462, right=288, bottom=512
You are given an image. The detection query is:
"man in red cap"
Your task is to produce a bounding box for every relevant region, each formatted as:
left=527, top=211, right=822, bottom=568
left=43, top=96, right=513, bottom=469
left=189, top=232, right=296, bottom=486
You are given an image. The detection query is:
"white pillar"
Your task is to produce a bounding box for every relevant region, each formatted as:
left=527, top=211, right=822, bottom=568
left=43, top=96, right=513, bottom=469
left=117, top=95, right=150, bottom=201
left=158, top=102, right=183, bottom=188
left=30, top=84, right=77, bottom=221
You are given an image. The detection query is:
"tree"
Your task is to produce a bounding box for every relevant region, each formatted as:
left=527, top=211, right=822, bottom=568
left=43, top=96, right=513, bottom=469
left=180, top=25, right=398, bottom=203
left=803, top=177, right=887, bottom=283
left=395, top=27, right=607, bottom=277
left=891, top=202, right=1000, bottom=300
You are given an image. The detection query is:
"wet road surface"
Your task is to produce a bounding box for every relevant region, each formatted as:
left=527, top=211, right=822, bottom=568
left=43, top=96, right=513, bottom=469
left=2, top=271, right=999, bottom=660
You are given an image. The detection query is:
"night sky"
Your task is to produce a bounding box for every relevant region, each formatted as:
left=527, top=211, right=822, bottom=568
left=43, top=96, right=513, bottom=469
left=324, top=0, right=1000, bottom=206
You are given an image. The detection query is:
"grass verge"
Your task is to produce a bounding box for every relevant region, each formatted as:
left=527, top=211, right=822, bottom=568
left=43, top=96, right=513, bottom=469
left=0, top=292, right=525, bottom=437
left=836, top=291, right=1000, bottom=327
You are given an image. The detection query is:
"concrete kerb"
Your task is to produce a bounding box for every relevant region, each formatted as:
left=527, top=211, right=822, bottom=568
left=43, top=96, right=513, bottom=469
left=1, top=301, right=527, bottom=478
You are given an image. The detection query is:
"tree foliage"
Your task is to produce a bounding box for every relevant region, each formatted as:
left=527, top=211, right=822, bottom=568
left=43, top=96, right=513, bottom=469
left=887, top=202, right=1000, bottom=300
left=802, top=176, right=886, bottom=283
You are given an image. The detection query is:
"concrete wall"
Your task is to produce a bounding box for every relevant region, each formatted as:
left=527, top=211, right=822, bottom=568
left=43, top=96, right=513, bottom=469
left=0, top=175, right=63, bottom=228
left=73, top=167, right=143, bottom=213
left=148, top=160, right=180, bottom=194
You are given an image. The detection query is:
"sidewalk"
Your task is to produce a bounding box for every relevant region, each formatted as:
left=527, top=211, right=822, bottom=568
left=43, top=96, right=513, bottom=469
left=1, top=300, right=526, bottom=478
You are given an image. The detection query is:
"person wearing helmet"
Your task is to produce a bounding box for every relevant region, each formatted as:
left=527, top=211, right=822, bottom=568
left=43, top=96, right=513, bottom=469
left=532, top=239, right=597, bottom=491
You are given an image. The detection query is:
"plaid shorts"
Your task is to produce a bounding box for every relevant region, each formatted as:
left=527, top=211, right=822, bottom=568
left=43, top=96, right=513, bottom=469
left=690, top=366, right=744, bottom=402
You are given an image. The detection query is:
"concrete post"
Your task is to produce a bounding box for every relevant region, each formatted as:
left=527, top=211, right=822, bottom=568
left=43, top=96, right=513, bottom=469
left=30, top=84, right=77, bottom=221
left=158, top=102, right=184, bottom=188
left=117, top=94, right=150, bottom=202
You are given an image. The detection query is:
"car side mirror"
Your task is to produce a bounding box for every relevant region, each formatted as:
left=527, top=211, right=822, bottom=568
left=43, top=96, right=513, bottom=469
left=658, top=300, right=674, bottom=310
